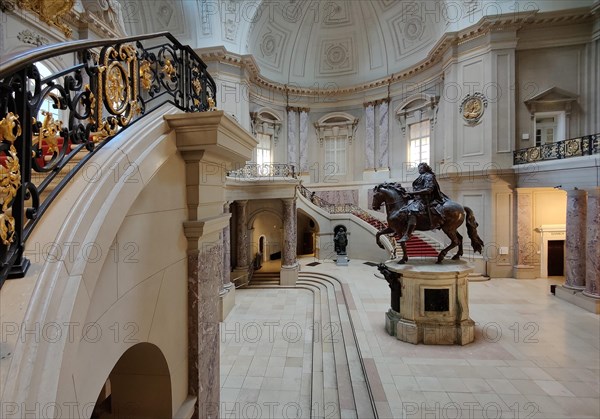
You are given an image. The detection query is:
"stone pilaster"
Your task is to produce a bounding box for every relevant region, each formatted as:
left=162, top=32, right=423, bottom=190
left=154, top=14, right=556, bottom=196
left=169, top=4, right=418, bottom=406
left=565, top=189, right=587, bottom=290
left=376, top=100, right=389, bottom=170
left=583, top=188, right=600, bottom=299
left=514, top=189, right=536, bottom=279
left=287, top=109, right=298, bottom=168
left=299, top=110, right=309, bottom=174
left=364, top=104, right=375, bottom=170
left=281, top=197, right=299, bottom=285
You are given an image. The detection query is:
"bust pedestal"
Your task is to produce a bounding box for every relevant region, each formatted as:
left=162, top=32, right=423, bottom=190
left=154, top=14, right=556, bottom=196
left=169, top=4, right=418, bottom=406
left=382, top=260, right=475, bottom=345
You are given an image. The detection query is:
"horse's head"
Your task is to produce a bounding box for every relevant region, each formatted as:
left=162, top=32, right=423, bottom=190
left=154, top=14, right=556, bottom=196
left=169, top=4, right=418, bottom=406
left=372, top=184, right=387, bottom=211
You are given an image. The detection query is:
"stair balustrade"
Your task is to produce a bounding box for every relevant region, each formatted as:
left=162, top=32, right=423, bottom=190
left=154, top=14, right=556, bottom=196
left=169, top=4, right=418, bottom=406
left=0, top=32, right=216, bottom=286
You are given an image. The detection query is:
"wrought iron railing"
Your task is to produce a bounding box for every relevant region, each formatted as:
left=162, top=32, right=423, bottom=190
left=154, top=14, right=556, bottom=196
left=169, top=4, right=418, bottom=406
left=227, top=163, right=296, bottom=179
left=0, top=32, right=216, bottom=286
left=513, top=134, right=599, bottom=165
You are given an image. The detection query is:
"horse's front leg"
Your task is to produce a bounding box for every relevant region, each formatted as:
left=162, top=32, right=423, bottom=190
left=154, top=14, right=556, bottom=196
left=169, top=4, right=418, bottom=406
left=376, top=226, right=394, bottom=249
left=398, top=241, right=408, bottom=264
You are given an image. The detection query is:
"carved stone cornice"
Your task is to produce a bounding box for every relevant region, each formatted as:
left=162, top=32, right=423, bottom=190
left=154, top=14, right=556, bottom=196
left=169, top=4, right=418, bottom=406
left=363, top=98, right=390, bottom=108
left=286, top=106, right=310, bottom=113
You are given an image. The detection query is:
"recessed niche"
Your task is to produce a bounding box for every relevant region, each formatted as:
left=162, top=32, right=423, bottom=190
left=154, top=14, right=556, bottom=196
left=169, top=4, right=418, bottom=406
left=424, top=288, right=449, bottom=312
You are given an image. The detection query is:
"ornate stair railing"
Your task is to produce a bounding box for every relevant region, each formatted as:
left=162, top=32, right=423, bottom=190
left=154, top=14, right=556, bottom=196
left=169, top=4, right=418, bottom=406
left=0, top=32, right=216, bottom=287
left=513, top=133, right=599, bottom=164
left=227, top=163, right=296, bottom=179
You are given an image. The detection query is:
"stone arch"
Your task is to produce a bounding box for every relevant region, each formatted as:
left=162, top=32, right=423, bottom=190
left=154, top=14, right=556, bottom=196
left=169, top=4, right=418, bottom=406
left=92, top=343, right=172, bottom=419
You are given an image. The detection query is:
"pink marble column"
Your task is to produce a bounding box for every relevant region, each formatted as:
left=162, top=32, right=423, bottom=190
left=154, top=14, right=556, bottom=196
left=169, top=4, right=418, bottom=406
left=282, top=198, right=297, bottom=267
left=222, top=203, right=232, bottom=289
left=235, top=200, right=249, bottom=269
left=565, top=189, right=587, bottom=290
left=188, top=243, right=223, bottom=418
left=583, top=188, right=600, bottom=298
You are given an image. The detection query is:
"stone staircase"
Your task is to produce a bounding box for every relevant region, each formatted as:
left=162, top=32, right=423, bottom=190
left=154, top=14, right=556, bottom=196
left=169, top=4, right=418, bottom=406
left=245, top=272, right=377, bottom=418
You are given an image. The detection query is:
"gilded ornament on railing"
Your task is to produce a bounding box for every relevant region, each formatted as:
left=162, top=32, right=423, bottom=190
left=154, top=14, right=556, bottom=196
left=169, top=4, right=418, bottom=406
left=161, top=59, right=176, bottom=79
left=0, top=113, right=22, bottom=245
left=139, top=59, right=153, bottom=90
left=207, top=95, right=215, bottom=110
left=32, top=110, right=63, bottom=155
left=192, top=78, right=202, bottom=96
left=91, top=44, right=140, bottom=142
left=17, top=0, right=75, bottom=37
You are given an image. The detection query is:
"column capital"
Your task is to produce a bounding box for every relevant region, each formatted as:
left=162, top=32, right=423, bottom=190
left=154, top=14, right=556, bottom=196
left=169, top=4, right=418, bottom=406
left=566, top=188, right=588, bottom=197
left=234, top=200, right=248, bottom=206
left=584, top=187, right=600, bottom=197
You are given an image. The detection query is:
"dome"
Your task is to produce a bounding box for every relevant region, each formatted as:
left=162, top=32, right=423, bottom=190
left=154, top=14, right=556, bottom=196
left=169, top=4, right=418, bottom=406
left=245, top=0, right=448, bottom=88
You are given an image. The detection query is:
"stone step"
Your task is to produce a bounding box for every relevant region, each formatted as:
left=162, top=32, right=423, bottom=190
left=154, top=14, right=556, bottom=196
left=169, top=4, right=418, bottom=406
left=300, top=273, right=376, bottom=419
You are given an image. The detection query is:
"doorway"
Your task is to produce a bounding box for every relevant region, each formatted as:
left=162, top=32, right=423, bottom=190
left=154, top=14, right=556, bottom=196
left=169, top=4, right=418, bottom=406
left=547, top=240, right=565, bottom=276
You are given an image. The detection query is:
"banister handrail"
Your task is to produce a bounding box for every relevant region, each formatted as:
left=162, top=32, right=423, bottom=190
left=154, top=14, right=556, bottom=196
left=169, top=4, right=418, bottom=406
left=0, top=31, right=217, bottom=286
left=1, top=32, right=173, bottom=77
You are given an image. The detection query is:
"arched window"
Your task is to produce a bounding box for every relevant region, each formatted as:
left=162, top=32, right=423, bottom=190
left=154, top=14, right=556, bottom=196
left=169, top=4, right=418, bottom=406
left=396, top=94, right=438, bottom=167
left=314, top=112, right=358, bottom=178
left=250, top=109, right=281, bottom=166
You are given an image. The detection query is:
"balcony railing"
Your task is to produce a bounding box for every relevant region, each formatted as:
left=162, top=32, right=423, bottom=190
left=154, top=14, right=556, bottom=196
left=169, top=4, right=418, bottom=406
left=227, top=163, right=296, bottom=179
left=513, top=134, right=599, bottom=165
left=0, top=32, right=216, bottom=286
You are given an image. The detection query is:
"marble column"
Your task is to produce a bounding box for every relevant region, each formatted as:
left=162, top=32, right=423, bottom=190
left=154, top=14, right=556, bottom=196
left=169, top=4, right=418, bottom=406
left=287, top=108, right=298, bottom=169
left=365, top=104, right=375, bottom=170
left=281, top=197, right=299, bottom=286
left=376, top=100, right=389, bottom=169
left=222, top=202, right=232, bottom=289
left=583, top=187, right=600, bottom=298
left=235, top=200, right=249, bottom=269
left=299, top=109, right=309, bottom=174
left=282, top=198, right=297, bottom=267
left=188, top=242, right=222, bottom=418
left=565, top=189, right=587, bottom=290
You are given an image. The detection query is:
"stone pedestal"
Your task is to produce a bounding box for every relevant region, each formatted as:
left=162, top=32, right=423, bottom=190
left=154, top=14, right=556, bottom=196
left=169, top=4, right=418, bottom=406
left=384, top=260, right=475, bottom=345
left=335, top=255, right=349, bottom=266
left=280, top=263, right=299, bottom=286
left=219, top=286, right=235, bottom=321
left=555, top=286, right=600, bottom=314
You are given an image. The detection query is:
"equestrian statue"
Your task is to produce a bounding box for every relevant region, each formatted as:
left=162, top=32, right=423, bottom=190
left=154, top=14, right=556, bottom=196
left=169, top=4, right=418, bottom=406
left=372, top=162, right=484, bottom=264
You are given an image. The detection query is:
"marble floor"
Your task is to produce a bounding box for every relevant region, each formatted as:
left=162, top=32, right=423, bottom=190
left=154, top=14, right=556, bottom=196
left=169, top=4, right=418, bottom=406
left=220, top=259, right=600, bottom=419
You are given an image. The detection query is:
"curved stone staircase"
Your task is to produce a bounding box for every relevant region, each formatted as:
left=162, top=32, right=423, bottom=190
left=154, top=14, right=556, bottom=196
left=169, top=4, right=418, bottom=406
left=243, top=272, right=378, bottom=419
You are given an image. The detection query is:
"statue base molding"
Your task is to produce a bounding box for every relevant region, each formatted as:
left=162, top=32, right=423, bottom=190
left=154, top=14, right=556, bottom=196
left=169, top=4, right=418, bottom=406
left=381, top=260, right=475, bottom=345
left=335, top=255, right=349, bottom=266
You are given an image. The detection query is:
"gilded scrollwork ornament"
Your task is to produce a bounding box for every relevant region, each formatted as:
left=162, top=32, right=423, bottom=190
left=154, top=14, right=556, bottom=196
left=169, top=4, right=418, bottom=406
left=459, top=92, right=487, bottom=125
left=16, top=0, right=75, bottom=37
left=32, top=110, right=63, bottom=156
left=162, top=59, right=177, bottom=80
left=139, top=59, right=153, bottom=91
left=0, top=113, right=22, bottom=245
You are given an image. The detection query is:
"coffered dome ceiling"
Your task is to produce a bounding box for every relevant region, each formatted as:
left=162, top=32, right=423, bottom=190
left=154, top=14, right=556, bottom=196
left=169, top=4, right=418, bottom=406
left=245, top=0, right=448, bottom=88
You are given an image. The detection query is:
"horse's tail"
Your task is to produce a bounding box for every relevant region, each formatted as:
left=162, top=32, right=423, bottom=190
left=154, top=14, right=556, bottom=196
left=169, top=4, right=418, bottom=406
left=464, top=206, right=484, bottom=254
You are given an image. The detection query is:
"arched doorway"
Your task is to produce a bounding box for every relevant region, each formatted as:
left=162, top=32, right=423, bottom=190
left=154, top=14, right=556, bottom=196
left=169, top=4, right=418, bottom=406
left=297, top=209, right=319, bottom=256
left=91, top=343, right=172, bottom=419
left=249, top=209, right=283, bottom=272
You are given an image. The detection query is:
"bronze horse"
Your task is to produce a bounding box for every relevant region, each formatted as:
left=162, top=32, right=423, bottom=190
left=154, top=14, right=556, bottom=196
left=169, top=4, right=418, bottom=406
left=372, top=183, right=484, bottom=264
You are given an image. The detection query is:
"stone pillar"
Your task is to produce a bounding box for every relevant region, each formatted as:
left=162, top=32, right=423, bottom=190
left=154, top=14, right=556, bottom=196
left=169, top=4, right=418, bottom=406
left=187, top=241, right=223, bottom=418
left=565, top=189, right=587, bottom=290
left=281, top=197, right=299, bottom=286
left=583, top=188, right=600, bottom=299
left=231, top=200, right=249, bottom=287
left=222, top=202, right=232, bottom=289
left=235, top=200, right=249, bottom=269
left=219, top=202, right=235, bottom=321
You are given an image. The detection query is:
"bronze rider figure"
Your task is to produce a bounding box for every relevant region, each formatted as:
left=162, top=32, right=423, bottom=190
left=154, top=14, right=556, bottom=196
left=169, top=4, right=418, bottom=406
left=398, top=162, right=448, bottom=242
